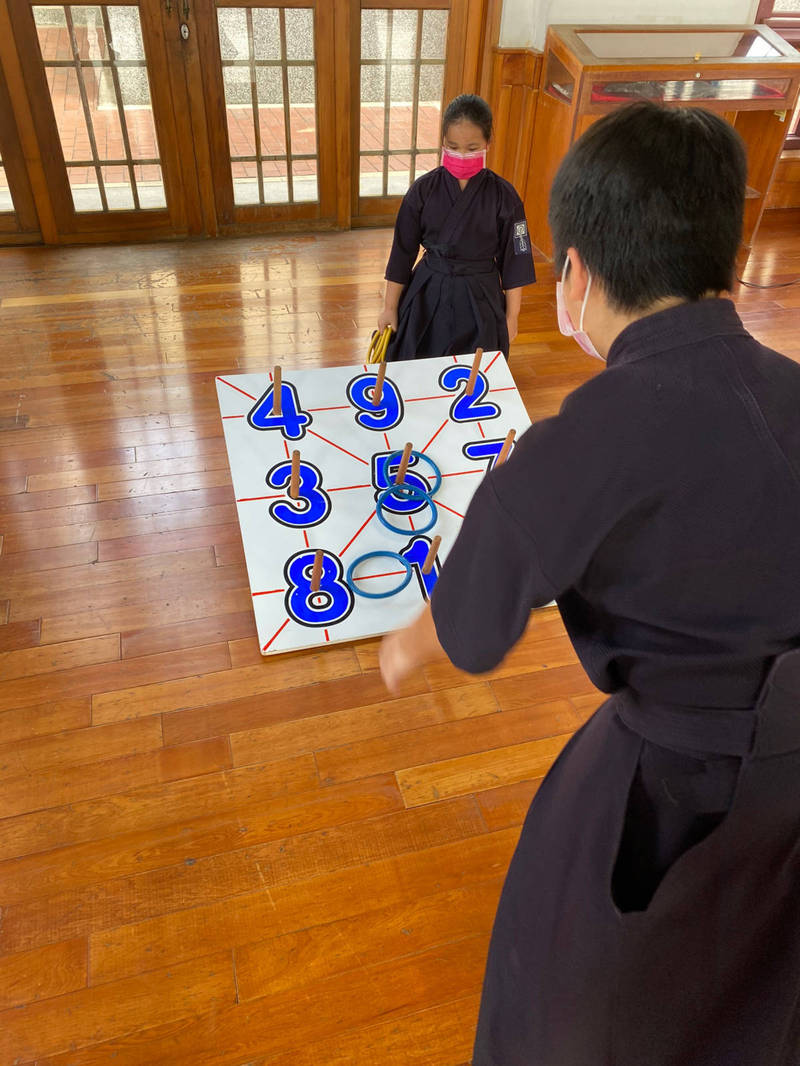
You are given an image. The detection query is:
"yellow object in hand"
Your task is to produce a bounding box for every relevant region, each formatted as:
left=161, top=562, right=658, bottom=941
left=367, top=326, right=392, bottom=364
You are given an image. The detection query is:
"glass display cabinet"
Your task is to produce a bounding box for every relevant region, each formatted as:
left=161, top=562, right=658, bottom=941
left=528, top=25, right=800, bottom=263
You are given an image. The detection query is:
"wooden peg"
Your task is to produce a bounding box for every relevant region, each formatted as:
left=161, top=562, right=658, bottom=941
left=466, top=347, right=483, bottom=396
left=272, top=365, right=282, bottom=416
left=372, top=360, right=387, bottom=406
left=496, top=429, right=516, bottom=468
left=422, top=535, right=441, bottom=575
left=395, top=442, right=413, bottom=486
left=290, top=450, right=300, bottom=500
left=310, top=549, right=323, bottom=593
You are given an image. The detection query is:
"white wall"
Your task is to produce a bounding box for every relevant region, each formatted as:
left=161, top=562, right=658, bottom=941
left=499, top=0, right=762, bottom=50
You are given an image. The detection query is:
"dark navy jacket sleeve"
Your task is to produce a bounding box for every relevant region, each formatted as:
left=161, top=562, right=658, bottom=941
left=385, top=181, right=424, bottom=285
left=498, top=189, right=536, bottom=290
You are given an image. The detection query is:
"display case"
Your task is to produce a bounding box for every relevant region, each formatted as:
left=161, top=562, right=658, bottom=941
left=528, top=25, right=800, bottom=263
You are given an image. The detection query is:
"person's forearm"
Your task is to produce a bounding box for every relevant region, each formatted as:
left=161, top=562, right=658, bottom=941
left=379, top=601, right=447, bottom=692
left=383, top=280, right=404, bottom=313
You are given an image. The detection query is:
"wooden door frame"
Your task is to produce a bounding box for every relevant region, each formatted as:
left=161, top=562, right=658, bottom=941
left=194, top=0, right=342, bottom=236
left=6, top=0, right=192, bottom=242
left=0, top=46, right=41, bottom=240
left=350, top=0, right=495, bottom=228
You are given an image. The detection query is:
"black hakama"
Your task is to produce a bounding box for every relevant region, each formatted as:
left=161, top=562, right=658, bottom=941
left=384, top=167, right=536, bottom=361
left=430, top=299, right=800, bottom=1065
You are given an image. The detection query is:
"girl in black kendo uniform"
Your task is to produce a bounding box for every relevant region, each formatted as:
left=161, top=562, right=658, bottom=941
left=378, top=94, right=536, bottom=361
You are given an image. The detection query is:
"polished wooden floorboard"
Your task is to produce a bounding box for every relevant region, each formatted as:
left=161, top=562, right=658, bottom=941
left=1, top=213, right=799, bottom=1065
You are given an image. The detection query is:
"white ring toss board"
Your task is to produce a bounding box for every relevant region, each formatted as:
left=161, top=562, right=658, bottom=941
left=215, top=352, right=532, bottom=656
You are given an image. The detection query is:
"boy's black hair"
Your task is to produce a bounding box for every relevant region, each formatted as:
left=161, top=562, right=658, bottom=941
left=548, top=102, right=747, bottom=311
left=442, top=94, right=493, bottom=142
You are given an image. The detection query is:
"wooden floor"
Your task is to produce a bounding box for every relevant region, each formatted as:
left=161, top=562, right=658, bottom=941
left=1, top=211, right=799, bottom=1066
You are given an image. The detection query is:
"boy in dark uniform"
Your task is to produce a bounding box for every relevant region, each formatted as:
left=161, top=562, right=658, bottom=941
left=378, top=94, right=536, bottom=361
left=380, top=102, right=800, bottom=1065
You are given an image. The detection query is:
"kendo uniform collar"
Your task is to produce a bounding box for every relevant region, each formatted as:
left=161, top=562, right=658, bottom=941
left=607, top=297, right=748, bottom=368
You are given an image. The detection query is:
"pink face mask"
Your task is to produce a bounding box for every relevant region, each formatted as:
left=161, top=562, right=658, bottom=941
left=441, top=147, right=486, bottom=181
left=556, top=260, right=604, bottom=362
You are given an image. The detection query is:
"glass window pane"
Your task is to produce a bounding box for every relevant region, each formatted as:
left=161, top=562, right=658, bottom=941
left=102, top=164, right=135, bottom=209
left=262, top=159, right=288, bottom=204
left=224, top=66, right=257, bottom=157
left=361, top=9, right=387, bottom=61
left=421, top=10, right=447, bottom=59
left=46, top=66, right=92, bottom=162
left=67, top=166, right=103, bottom=211
left=292, top=160, right=316, bottom=202
left=107, top=7, right=145, bottom=61
left=415, top=150, right=439, bottom=180
left=218, top=8, right=249, bottom=61
left=35, top=6, right=71, bottom=61
left=0, top=162, right=13, bottom=212
left=251, top=8, right=281, bottom=61
left=390, top=10, right=417, bottom=61
left=256, top=67, right=286, bottom=155
left=288, top=66, right=315, bottom=155
left=285, top=8, right=313, bottom=61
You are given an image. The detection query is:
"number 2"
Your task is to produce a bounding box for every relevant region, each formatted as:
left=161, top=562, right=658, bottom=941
left=439, top=365, right=500, bottom=423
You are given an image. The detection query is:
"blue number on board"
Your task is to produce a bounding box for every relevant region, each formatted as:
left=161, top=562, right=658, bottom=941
left=439, top=365, right=500, bottom=423
left=347, top=374, right=403, bottom=431
left=284, top=550, right=354, bottom=628
left=372, top=452, right=431, bottom=515
left=248, top=381, right=311, bottom=440
left=399, top=535, right=440, bottom=599
left=267, top=460, right=331, bottom=528
left=463, top=438, right=511, bottom=473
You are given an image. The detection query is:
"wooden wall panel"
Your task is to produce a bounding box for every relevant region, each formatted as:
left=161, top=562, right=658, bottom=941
left=486, top=47, right=542, bottom=202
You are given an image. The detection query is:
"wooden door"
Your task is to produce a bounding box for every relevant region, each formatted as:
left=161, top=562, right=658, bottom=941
left=194, top=0, right=340, bottom=234
left=0, top=57, right=41, bottom=241
left=351, top=0, right=486, bottom=227
left=7, top=0, right=192, bottom=241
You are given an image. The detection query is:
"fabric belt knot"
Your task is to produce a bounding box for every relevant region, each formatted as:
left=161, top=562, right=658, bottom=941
left=422, top=252, right=497, bottom=277
left=617, top=646, right=800, bottom=759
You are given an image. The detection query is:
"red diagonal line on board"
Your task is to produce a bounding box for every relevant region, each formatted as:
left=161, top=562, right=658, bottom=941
left=486, top=352, right=502, bottom=372
left=303, top=529, right=310, bottom=548
left=308, top=405, right=350, bottom=412
left=443, top=470, right=481, bottom=478
left=353, top=570, right=407, bottom=580
left=222, top=415, right=245, bottom=420
left=263, top=617, right=290, bottom=651
left=283, top=440, right=290, bottom=459
left=252, top=588, right=285, bottom=596
left=325, top=629, right=330, bottom=642
left=329, top=484, right=371, bottom=492
left=437, top=501, right=465, bottom=519
left=340, top=510, right=377, bottom=556
left=237, top=494, right=283, bottom=502
left=383, top=432, right=390, bottom=450
left=409, top=514, right=415, bottom=531
left=422, top=419, right=448, bottom=454
left=217, top=376, right=257, bottom=402
left=308, top=429, right=369, bottom=465
left=478, top=422, right=485, bottom=438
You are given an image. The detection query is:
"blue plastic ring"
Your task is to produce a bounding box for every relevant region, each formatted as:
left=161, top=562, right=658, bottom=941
left=346, top=550, right=413, bottom=599
left=386, top=449, right=442, bottom=496
left=376, top=484, right=438, bottom=535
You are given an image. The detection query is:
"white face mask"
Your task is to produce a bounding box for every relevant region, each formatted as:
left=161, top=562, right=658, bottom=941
left=556, top=260, right=604, bottom=362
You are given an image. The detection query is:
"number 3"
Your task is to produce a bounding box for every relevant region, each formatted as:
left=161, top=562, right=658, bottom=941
left=266, top=460, right=331, bottom=528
